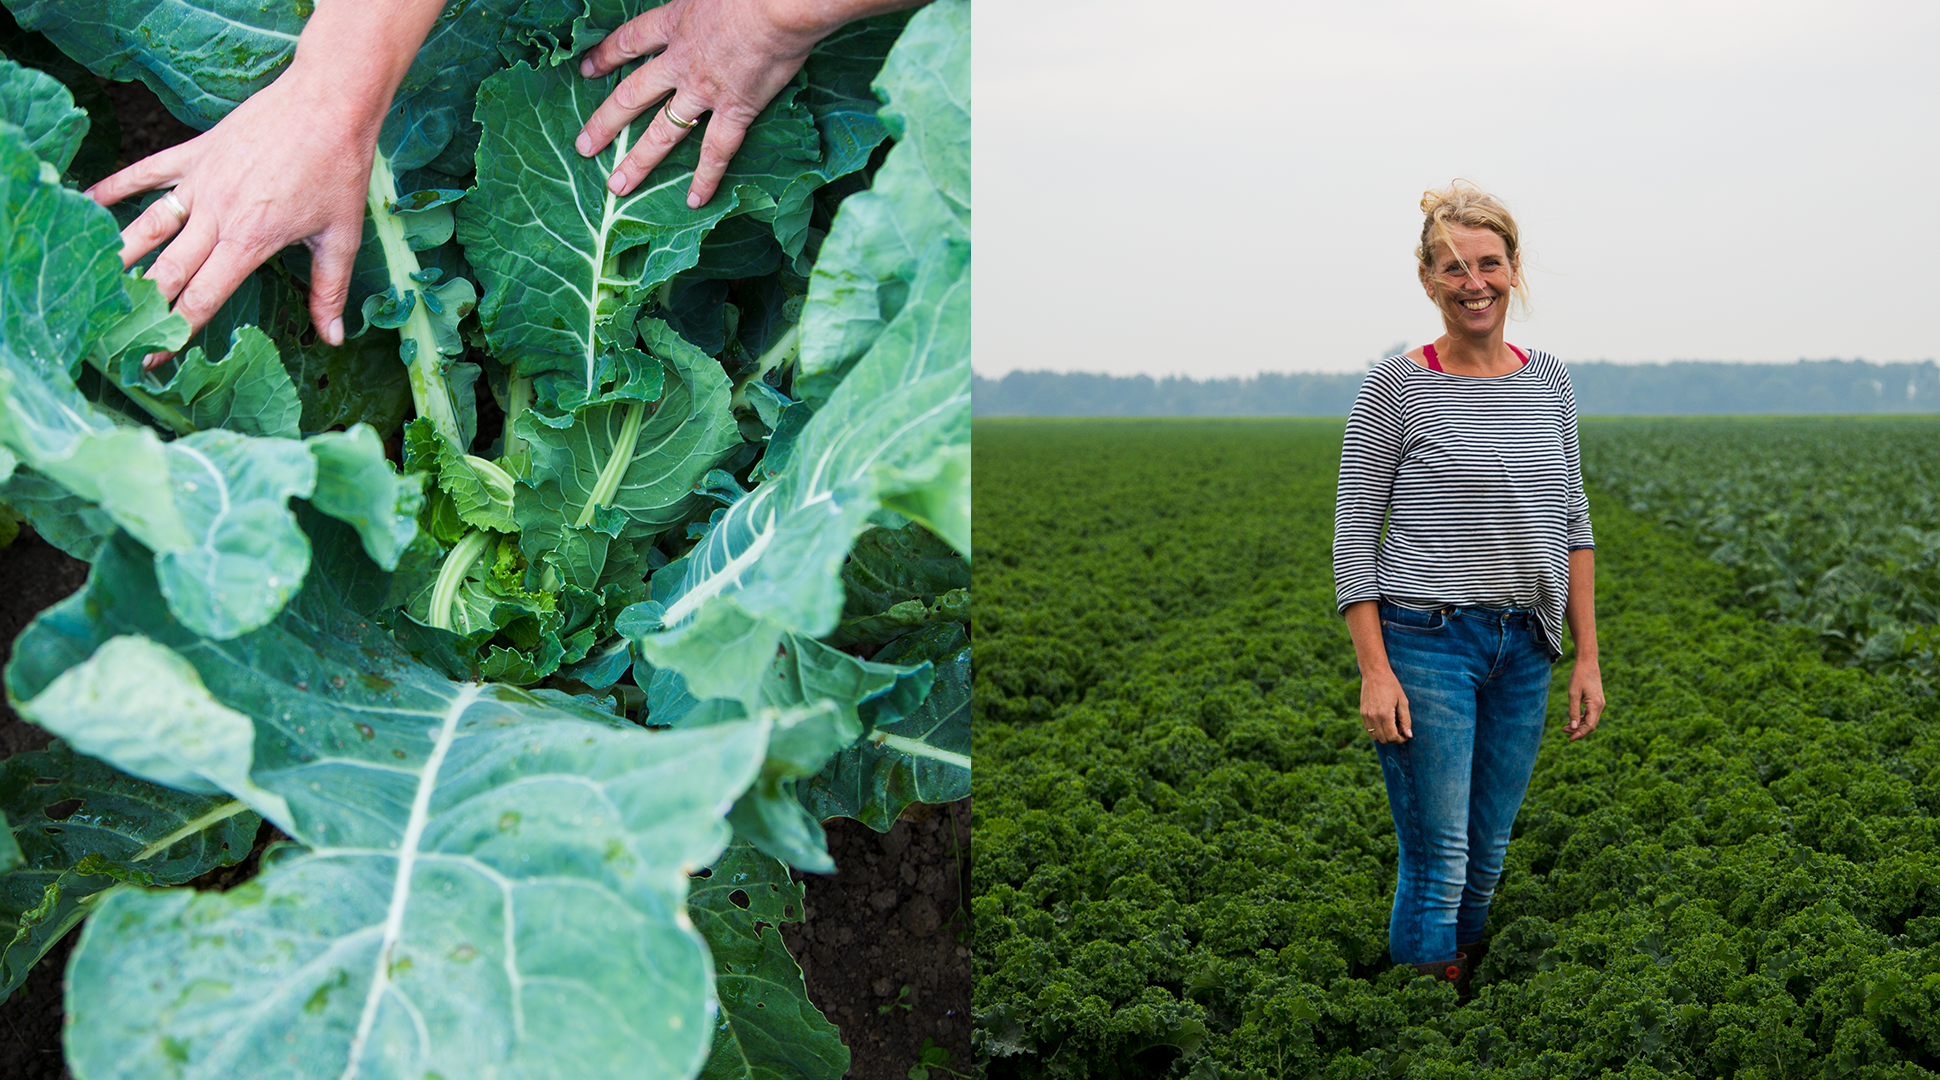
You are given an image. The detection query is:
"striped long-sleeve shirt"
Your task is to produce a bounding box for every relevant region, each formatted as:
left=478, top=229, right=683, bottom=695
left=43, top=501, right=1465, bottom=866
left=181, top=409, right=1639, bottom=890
left=1332, top=349, right=1593, bottom=659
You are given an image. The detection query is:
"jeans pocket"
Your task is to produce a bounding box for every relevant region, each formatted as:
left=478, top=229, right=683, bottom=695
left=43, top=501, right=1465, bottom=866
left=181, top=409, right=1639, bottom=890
left=1381, top=604, right=1449, bottom=634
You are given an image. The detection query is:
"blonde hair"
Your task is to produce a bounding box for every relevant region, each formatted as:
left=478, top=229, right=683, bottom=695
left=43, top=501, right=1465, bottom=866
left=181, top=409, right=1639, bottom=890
left=1417, top=180, right=1530, bottom=313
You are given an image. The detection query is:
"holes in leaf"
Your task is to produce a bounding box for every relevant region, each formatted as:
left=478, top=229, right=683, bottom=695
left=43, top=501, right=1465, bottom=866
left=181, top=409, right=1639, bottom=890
left=316, top=373, right=330, bottom=389
left=692, top=867, right=713, bottom=879
left=784, top=905, right=796, bottom=919
left=30, top=777, right=57, bottom=787
left=44, top=798, right=82, bottom=821
left=729, top=889, right=750, bottom=910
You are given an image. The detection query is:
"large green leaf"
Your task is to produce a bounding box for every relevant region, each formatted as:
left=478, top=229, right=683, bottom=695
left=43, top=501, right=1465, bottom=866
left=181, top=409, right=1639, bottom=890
left=8, top=525, right=774, bottom=1080
left=16, top=634, right=293, bottom=825
left=0, top=124, right=123, bottom=381
left=640, top=630, right=931, bottom=871
left=0, top=742, right=257, bottom=1004
left=282, top=328, right=413, bottom=438
left=305, top=423, right=424, bottom=571
left=627, top=236, right=970, bottom=704
left=0, top=465, right=112, bottom=560
left=0, top=338, right=322, bottom=638
left=116, top=325, right=303, bottom=439
left=771, top=11, right=910, bottom=262
left=801, top=622, right=969, bottom=832
left=691, top=841, right=849, bottom=1080
left=799, top=0, right=969, bottom=383
left=457, top=60, right=820, bottom=406
left=828, top=521, right=969, bottom=646
left=0, top=6, right=121, bottom=186
left=0, top=54, right=84, bottom=172
left=514, top=320, right=742, bottom=583
left=6, top=0, right=299, bottom=132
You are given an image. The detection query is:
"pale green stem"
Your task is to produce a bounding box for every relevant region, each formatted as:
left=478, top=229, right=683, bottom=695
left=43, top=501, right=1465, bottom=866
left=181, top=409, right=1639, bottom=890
left=132, top=799, right=251, bottom=861
left=429, top=529, right=494, bottom=631
left=872, top=733, right=970, bottom=771
left=574, top=400, right=646, bottom=529
left=728, top=324, right=800, bottom=412
left=464, top=455, right=517, bottom=517
left=367, top=153, right=464, bottom=450
left=503, top=375, right=533, bottom=464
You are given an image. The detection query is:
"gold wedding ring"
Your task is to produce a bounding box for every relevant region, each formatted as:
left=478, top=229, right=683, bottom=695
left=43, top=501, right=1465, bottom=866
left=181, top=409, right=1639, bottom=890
left=664, top=100, right=699, bottom=130
left=159, top=189, right=188, bottom=222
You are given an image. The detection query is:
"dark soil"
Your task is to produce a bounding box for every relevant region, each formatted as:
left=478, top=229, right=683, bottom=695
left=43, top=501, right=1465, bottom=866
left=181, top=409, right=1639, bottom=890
left=0, top=72, right=971, bottom=1080
left=786, top=805, right=974, bottom=1080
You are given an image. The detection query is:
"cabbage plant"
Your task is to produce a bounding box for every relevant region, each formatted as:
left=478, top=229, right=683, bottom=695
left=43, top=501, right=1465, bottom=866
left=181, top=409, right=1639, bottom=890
left=0, top=0, right=969, bottom=1076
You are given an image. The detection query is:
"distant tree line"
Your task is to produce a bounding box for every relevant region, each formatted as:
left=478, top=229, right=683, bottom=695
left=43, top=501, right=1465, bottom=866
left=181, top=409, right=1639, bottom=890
left=973, top=360, right=1940, bottom=417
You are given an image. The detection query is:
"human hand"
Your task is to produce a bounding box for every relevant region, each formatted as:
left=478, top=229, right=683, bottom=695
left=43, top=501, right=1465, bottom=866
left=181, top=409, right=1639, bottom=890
left=1566, top=658, right=1604, bottom=740
left=1360, top=669, right=1412, bottom=744
left=86, top=53, right=377, bottom=366
left=573, top=0, right=842, bottom=206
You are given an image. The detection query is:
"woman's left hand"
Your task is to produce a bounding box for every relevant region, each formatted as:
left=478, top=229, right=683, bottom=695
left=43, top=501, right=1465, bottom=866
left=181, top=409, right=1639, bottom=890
left=1566, top=659, right=1604, bottom=740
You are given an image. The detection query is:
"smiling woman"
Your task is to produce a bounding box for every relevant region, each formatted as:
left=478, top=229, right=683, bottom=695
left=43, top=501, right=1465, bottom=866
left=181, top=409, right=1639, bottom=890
left=1332, top=180, right=1606, bottom=991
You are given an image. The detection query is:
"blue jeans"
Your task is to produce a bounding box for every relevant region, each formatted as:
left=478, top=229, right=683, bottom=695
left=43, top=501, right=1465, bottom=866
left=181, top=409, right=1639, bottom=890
left=1372, top=601, right=1551, bottom=965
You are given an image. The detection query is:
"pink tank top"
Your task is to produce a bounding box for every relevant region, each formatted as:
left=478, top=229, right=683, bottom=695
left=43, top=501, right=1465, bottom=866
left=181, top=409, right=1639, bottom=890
left=1422, top=343, right=1527, bottom=372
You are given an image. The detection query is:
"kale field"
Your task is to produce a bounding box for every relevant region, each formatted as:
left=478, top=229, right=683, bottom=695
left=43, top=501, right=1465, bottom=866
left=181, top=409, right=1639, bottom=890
left=972, top=418, right=1940, bottom=1079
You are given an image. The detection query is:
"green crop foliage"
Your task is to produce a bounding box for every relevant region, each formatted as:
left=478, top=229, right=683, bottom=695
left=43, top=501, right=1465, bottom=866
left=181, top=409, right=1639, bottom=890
left=973, top=418, right=1940, bottom=1080
left=1581, top=417, right=1940, bottom=687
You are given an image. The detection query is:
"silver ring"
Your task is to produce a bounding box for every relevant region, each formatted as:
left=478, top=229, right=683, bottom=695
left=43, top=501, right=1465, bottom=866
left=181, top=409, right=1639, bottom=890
left=159, top=189, right=188, bottom=222
left=663, top=100, right=699, bottom=130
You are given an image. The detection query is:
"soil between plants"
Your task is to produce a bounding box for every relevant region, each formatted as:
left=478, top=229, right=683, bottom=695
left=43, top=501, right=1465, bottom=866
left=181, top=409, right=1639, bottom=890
left=0, top=71, right=971, bottom=1080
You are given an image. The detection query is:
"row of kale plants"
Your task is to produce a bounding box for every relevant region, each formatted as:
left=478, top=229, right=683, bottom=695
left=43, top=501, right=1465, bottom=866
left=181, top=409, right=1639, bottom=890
left=973, top=419, right=1940, bottom=1079
left=1578, top=417, right=1940, bottom=687
left=0, top=1, right=969, bottom=1077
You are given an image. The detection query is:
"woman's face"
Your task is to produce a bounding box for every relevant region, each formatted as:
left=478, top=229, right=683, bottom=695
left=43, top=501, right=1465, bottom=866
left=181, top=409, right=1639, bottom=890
left=1420, top=224, right=1517, bottom=338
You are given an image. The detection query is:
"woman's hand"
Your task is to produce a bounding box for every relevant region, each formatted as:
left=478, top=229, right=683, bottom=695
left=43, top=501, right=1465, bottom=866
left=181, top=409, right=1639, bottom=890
left=1360, top=669, right=1413, bottom=744
left=575, top=0, right=921, bottom=206
left=87, top=59, right=372, bottom=362
left=1566, top=658, right=1604, bottom=740
left=83, top=0, right=446, bottom=366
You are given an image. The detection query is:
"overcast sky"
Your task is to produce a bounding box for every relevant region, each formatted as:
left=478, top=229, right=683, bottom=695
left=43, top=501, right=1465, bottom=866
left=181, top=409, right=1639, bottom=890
left=974, top=0, right=1940, bottom=377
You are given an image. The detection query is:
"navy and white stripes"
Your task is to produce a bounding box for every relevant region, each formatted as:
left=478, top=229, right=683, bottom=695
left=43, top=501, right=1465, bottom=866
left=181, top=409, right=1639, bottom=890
left=1333, top=350, right=1593, bottom=659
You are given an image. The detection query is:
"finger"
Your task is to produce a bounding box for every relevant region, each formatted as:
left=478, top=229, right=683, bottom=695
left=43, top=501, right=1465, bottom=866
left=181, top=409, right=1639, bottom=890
left=577, top=59, right=676, bottom=157
left=118, top=189, right=192, bottom=269
left=1567, top=689, right=1582, bottom=730
left=1397, top=696, right=1412, bottom=740
left=144, top=213, right=219, bottom=308
left=170, top=237, right=267, bottom=343
left=685, top=110, right=750, bottom=208
left=304, top=230, right=359, bottom=347
left=578, top=4, right=674, bottom=79
left=85, top=142, right=191, bottom=208
left=609, top=95, right=701, bottom=196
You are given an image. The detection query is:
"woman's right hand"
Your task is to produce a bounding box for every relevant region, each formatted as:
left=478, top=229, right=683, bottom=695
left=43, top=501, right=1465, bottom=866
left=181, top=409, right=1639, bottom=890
left=1361, top=669, right=1413, bottom=743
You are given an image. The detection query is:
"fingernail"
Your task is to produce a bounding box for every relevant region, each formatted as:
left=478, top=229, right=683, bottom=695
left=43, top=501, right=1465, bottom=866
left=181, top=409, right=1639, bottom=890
left=608, top=172, right=626, bottom=194
left=686, top=191, right=701, bottom=209
left=141, top=351, right=165, bottom=371
left=580, top=57, right=595, bottom=77
left=326, top=317, right=344, bottom=347
left=576, top=131, right=592, bottom=156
